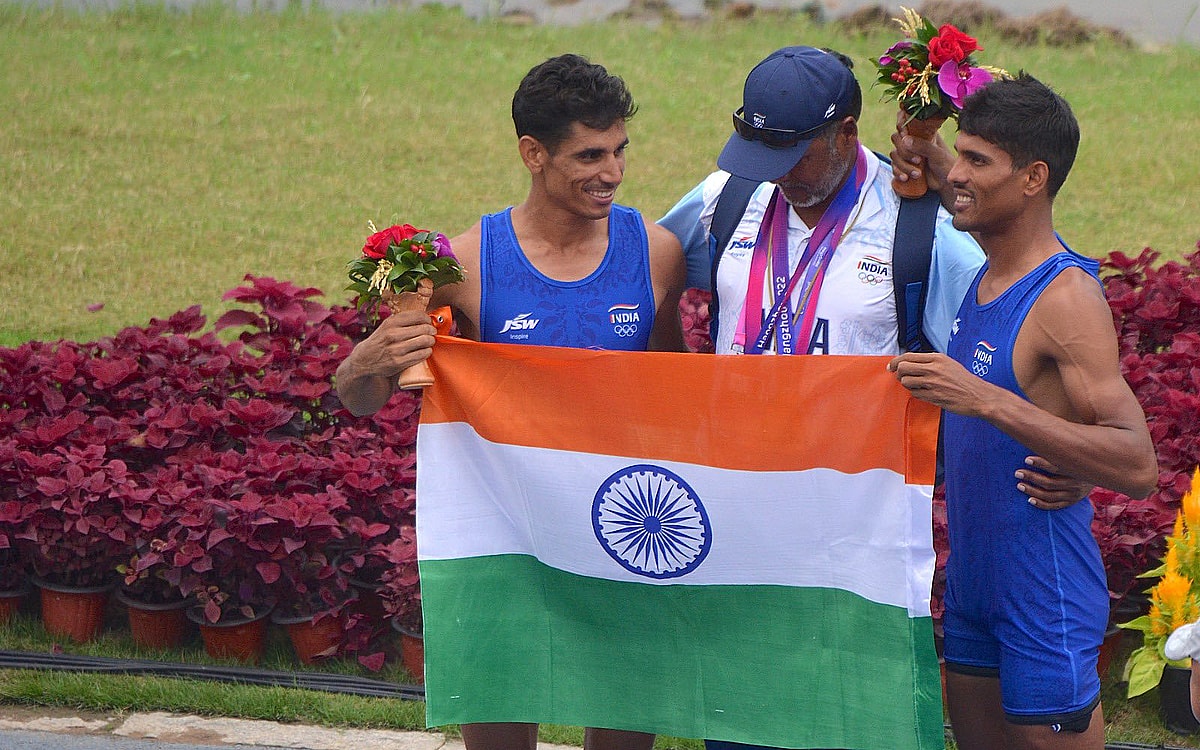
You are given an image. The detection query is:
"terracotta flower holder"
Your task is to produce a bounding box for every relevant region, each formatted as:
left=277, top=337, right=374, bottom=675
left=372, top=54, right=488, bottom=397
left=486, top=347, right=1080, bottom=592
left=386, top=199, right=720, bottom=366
left=1096, top=623, right=1124, bottom=679
left=116, top=588, right=191, bottom=650
left=187, top=605, right=272, bottom=664
left=382, top=277, right=435, bottom=390
left=0, top=584, right=31, bottom=626
left=273, top=609, right=346, bottom=665
left=391, top=619, right=424, bottom=684
left=894, top=112, right=947, bottom=199
left=33, top=577, right=114, bottom=644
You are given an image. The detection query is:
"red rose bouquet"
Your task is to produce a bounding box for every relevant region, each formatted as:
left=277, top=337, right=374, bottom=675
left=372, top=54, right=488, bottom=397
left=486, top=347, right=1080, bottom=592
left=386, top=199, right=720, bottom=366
left=873, top=7, right=1009, bottom=196
left=346, top=221, right=464, bottom=389
left=346, top=222, right=464, bottom=303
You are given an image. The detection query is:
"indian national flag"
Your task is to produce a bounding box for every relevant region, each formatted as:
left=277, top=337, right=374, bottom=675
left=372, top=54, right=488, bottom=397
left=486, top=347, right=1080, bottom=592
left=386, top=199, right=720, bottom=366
left=416, top=337, right=942, bottom=749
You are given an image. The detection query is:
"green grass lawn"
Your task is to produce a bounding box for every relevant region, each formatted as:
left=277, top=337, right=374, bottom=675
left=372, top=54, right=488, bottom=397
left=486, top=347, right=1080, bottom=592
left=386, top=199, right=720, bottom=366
left=1, top=3, right=1199, bottom=346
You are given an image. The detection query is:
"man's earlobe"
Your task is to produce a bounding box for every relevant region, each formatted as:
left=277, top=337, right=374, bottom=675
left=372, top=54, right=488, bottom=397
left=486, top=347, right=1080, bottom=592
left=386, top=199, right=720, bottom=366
left=518, top=135, right=546, bottom=173
left=1024, top=161, right=1050, bottom=196
left=838, top=116, right=859, bottom=144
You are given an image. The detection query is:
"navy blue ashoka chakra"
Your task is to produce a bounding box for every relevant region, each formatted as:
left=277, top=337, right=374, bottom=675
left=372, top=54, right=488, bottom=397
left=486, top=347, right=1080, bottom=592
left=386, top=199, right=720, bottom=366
left=592, top=464, right=711, bottom=579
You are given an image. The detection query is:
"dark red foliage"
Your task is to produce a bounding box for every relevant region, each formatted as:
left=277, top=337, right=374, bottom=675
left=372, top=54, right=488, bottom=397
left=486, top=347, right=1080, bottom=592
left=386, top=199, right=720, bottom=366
left=0, top=276, right=420, bottom=667
left=1092, top=244, right=1200, bottom=612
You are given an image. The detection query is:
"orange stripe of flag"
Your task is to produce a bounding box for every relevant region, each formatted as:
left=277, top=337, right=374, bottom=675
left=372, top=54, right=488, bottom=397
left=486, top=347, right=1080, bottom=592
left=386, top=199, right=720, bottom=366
left=421, top=337, right=939, bottom=482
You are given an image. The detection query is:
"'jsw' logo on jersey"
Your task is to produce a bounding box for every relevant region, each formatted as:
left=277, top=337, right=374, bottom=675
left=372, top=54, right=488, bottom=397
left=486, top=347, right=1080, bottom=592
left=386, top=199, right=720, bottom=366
left=499, top=313, right=540, bottom=334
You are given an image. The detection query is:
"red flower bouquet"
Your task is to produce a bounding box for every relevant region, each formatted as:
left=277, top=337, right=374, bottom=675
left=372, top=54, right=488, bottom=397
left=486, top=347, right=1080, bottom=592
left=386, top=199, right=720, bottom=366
left=874, top=7, right=1009, bottom=196
left=347, top=222, right=464, bottom=302
left=346, top=221, right=464, bottom=389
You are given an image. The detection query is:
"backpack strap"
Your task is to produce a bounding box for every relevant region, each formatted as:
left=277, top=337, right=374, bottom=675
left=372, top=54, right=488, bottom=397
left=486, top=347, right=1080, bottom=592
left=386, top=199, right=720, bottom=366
left=892, top=191, right=941, bottom=353
left=891, top=188, right=945, bottom=486
left=706, top=175, right=761, bottom=343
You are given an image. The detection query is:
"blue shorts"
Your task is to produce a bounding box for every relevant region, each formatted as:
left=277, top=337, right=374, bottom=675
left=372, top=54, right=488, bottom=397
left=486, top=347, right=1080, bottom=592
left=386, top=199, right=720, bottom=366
left=942, top=579, right=1104, bottom=725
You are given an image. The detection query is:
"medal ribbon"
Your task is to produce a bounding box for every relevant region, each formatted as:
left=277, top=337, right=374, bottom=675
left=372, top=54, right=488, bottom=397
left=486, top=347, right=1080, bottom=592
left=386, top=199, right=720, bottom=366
left=734, top=146, right=868, bottom=355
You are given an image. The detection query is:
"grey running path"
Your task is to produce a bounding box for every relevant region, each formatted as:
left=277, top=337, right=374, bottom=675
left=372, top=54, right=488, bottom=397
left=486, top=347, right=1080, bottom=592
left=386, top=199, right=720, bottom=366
left=2, top=728, right=297, bottom=750
left=0, top=708, right=581, bottom=750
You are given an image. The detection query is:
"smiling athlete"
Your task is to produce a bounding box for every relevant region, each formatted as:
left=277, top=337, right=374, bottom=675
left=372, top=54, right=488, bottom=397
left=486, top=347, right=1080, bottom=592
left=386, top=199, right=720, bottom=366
left=889, top=73, right=1157, bottom=750
left=336, top=53, right=685, bottom=750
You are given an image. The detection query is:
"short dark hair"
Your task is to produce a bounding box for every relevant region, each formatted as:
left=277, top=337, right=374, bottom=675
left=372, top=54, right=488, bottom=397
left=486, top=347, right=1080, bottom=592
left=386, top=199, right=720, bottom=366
left=511, top=54, right=638, bottom=151
left=958, top=72, right=1079, bottom=198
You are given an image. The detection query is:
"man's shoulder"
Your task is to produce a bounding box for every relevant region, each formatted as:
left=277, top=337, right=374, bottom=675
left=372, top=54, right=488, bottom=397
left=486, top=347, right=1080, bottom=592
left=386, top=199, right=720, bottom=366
left=449, top=220, right=485, bottom=257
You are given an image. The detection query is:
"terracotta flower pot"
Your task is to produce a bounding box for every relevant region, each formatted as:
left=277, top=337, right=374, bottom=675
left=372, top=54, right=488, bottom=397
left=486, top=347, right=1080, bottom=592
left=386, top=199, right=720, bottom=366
left=187, top=605, right=272, bottom=664
left=348, top=576, right=386, bottom=624
left=391, top=619, right=424, bottom=684
left=0, top=582, right=31, bottom=626
left=115, top=588, right=191, bottom=650
left=272, top=609, right=345, bottom=665
left=33, top=577, right=114, bottom=643
left=1096, top=623, right=1124, bottom=678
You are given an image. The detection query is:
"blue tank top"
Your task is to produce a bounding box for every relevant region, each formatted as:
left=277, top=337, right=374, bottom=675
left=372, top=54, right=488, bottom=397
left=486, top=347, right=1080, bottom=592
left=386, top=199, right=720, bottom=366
left=943, top=248, right=1107, bottom=621
left=478, top=205, right=656, bottom=350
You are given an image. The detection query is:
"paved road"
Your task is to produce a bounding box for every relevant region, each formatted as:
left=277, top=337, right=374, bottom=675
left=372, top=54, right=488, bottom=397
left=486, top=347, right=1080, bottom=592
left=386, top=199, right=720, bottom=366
left=0, top=707, right=579, bottom=750
left=2, top=728, right=298, bottom=750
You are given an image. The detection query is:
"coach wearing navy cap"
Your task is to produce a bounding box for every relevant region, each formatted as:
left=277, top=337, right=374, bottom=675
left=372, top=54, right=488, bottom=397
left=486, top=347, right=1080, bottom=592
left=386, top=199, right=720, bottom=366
left=717, top=46, right=860, bottom=183
left=658, top=46, right=1010, bottom=747
left=658, top=44, right=987, bottom=363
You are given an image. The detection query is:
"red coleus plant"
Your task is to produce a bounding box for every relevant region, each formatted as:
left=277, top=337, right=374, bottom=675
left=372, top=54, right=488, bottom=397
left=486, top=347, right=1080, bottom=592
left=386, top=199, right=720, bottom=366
left=0, top=276, right=421, bottom=665
left=376, top=527, right=420, bottom=633
left=1095, top=245, right=1200, bottom=613
left=11, top=443, right=135, bottom=588
left=159, top=439, right=360, bottom=624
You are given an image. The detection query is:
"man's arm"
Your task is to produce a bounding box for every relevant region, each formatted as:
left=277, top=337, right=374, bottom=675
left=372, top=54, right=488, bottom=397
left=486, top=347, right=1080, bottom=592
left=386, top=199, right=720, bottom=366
left=889, top=111, right=956, bottom=213
left=890, top=268, right=1158, bottom=499
left=335, top=312, right=436, bottom=416
left=335, top=225, right=483, bottom=417
left=645, top=221, right=687, bottom=352
left=657, top=180, right=713, bottom=291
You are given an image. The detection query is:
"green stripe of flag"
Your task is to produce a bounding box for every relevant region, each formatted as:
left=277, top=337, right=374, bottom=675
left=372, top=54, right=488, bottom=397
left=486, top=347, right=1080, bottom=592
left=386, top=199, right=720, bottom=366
left=421, top=554, right=943, bottom=749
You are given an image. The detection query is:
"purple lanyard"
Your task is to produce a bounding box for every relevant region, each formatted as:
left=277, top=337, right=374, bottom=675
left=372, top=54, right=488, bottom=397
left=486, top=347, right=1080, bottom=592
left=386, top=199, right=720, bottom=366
left=735, top=147, right=867, bottom=355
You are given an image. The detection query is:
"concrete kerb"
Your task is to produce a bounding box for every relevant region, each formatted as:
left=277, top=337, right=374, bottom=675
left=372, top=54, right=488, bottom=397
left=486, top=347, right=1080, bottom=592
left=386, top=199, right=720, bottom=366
left=0, top=708, right=581, bottom=750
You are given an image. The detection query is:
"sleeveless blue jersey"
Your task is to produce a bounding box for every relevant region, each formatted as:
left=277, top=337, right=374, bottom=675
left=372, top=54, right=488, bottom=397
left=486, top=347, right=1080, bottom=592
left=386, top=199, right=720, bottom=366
left=943, top=248, right=1108, bottom=713
left=478, top=205, right=656, bottom=350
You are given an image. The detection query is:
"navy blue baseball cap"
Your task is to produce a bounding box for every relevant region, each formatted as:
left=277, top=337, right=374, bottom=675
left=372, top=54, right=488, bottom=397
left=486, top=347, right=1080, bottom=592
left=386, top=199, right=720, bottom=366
left=718, top=46, right=858, bottom=182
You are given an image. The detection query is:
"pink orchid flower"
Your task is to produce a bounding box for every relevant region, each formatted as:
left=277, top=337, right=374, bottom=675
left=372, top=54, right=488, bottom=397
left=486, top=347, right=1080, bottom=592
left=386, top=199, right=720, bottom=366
left=938, top=61, right=993, bottom=108
left=878, top=41, right=913, bottom=67
left=432, top=232, right=455, bottom=260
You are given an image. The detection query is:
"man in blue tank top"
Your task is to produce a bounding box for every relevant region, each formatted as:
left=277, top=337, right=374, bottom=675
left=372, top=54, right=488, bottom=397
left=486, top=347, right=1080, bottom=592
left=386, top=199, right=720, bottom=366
left=888, top=75, right=1157, bottom=750
left=336, top=54, right=684, bottom=750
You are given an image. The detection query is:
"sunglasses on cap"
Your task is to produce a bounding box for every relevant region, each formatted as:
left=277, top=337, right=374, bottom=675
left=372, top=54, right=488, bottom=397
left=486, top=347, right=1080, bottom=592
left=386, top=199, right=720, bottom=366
left=731, top=107, right=837, bottom=149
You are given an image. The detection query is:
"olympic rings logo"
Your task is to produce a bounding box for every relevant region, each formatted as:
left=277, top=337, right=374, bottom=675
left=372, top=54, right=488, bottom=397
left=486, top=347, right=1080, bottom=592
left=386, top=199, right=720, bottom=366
left=971, top=361, right=989, bottom=377
left=858, top=271, right=886, bottom=286
left=612, top=324, right=638, bottom=337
